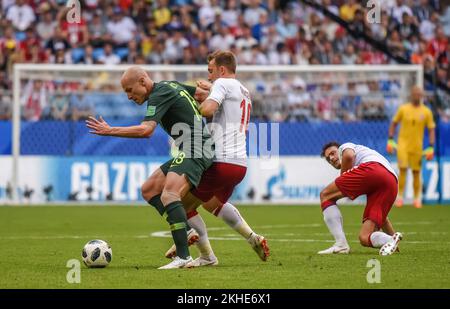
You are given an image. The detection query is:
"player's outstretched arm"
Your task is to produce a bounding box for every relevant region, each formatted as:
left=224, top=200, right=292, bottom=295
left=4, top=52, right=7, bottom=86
left=86, top=116, right=156, bottom=138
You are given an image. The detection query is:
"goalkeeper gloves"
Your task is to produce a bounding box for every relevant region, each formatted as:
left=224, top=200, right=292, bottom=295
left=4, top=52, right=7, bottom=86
left=423, top=146, right=434, bottom=161
left=386, top=139, right=397, bottom=154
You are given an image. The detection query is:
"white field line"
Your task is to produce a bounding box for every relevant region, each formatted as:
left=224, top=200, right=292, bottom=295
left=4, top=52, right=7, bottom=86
left=0, top=222, right=446, bottom=245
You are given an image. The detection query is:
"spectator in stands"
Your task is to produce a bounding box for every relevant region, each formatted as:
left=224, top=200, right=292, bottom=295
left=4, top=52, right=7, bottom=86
left=209, top=25, right=235, bottom=51
left=338, top=82, right=362, bottom=122
left=153, top=0, right=171, bottom=29
left=349, top=9, right=367, bottom=35
left=244, top=0, right=267, bottom=28
left=276, top=10, right=297, bottom=40
left=222, top=0, right=239, bottom=29
left=387, top=30, right=406, bottom=58
left=97, top=43, right=121, bottom=65
left=49, top=84, right=69, bottom=121
left=0, top=93, right=11, bottom=120
left=420, top=12, right=439, bottom=41
left=19, top=27, right=40, bottom=62
left=428, top=26, right=448, bottom=59
left=198, top=0, right=221, bottom=30
left=397, top=12, right=419, bottom=40
left=286, top=77, right=313, bottom=122
left=391, top=0, right=413, bottom=24
left=268, top=42, right=291, bottom=65
left=49, top=42, right=72, bottom=64
left=413, top=0, right=433, bottom=23
left=70, top=86, right=95, bottom=121
left=45, top=27, right=70, bottom=56
left=6, top=0, right=35, bottom=32
left=106, top=7, right=137, bottom=47
left=339, top=0, right=360, bottom=22
left=0, top=0, right=448, bottom=124
left=316, top=83, right=335, bottom=121
left=125, top=39, right=141, bottom=64
left=2, top=36, right=22, bottom=77
left=361, top=81, right=386, bottom=121
left=236, top=25, right=258, bottom=51
left=250, top=44, right=268, bottom=65
left=21, top=80, right=47, bottom=122
left=88, top=12, right=108, bottom=48
left=342, top=43, right=357, bottom=65
left=147, top=39, right=165, bottom=64
left=79, top=44, right=96, bottom=64
left=36, top=5, right=57, bottom=43
left=163, top=29, right=189, bottom=64
left=59, top=6, right=89, bottom=48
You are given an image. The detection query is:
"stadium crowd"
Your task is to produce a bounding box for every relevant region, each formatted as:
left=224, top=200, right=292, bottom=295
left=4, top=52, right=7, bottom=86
left=0, top=0, right=449, bottom=122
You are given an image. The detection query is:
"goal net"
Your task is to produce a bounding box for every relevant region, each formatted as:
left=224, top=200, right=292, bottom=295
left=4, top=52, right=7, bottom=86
left=3, top=64, right=422, bottom=204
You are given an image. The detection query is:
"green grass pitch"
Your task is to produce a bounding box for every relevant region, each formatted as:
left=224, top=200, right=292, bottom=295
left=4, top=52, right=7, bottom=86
left=1, top=205, right=449, bottom=289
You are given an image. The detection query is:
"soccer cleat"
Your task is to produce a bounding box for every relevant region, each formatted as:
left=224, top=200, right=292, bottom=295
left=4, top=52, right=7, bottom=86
left=413, top=199, right=422, bottom=209
left=395, top=197, right=403, bottom=208
left=379, top=232, right=403, bottom=256
left=247, top=234, right=270, bottom=261
left=317, top=244, right=350, bottom=255
left=158, top=256, right=193, bottom=269
left=165, top=229, right=199, bottom=259
left=185, top=255, right=219, bottom=268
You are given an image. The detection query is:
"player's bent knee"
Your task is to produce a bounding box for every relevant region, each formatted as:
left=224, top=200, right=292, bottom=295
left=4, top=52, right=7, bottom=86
left=141, top=181, right=160, bottom=201
left=161, top=190, right=181, bottom=206
left=359, top=233, right=371, bottom=247
left=319, top=189, right=329, bottom=203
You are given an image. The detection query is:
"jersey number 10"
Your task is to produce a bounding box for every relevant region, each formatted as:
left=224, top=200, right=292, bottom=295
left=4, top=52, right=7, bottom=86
left=240, top=99, right=251, bottom=133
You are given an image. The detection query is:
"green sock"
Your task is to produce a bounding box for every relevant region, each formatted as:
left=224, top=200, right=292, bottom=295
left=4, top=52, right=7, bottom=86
left=148, top=195, right=165, bottom=216
left=165, top=201, right=190, bottom=259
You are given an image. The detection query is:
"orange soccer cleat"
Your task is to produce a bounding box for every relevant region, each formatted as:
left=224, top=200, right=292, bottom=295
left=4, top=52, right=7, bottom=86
left=395, top=196, right=403, bottom=208
left=413, top=199, right=423, bottom=209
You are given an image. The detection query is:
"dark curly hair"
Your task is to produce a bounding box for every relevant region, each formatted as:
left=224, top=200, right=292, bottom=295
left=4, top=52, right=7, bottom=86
left=321, top=141, right=341, bottom=158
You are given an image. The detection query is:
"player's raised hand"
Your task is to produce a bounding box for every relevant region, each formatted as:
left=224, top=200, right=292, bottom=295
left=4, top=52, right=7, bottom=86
left=197, top=80, right=212, bottom=91
left=86, top=116, right=112, bottom=136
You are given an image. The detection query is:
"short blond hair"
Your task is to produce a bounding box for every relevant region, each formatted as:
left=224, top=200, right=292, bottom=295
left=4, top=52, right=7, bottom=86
left=207, top=50, right=237, bottom=73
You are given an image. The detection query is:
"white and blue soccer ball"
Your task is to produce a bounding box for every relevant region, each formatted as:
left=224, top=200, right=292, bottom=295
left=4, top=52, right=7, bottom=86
left=82, top=239, right=112, bottom=268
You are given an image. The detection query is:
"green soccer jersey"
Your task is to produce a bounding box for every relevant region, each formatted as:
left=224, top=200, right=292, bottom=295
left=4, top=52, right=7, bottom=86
left=143, top=81, right=214, bottom=159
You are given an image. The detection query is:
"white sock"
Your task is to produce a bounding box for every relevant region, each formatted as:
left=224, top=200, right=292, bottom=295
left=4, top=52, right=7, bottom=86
left=370, top=231, right=393, bottom=248
left=187, top=213, right=215, bottom=258
left=216, top=202, right=254, bottom=239
left=323, top=205, right=348, bottom=247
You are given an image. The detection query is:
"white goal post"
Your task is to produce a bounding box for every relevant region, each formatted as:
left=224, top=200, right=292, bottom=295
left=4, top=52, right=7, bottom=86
left=9, top=64, right=423, bottom=204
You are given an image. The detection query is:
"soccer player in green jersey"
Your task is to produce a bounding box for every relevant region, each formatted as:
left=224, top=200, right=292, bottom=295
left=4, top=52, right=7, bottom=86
left=86, top=66, right=214, bottom=269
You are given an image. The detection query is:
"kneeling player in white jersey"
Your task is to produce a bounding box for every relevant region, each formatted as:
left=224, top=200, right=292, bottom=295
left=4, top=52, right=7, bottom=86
left=319, top=142, right=402, bottom=256
left=163, top=51, right=269, bottom=267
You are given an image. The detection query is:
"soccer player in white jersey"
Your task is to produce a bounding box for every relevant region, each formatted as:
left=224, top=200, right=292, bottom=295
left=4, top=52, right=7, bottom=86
left=319, top=141, right=403, bottom=256
left=164, top=50, right=269, bottom=267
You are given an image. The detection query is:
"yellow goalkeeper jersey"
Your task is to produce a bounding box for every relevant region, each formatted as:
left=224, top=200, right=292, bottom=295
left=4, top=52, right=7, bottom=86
left=392, top=102, right=435, bottom=153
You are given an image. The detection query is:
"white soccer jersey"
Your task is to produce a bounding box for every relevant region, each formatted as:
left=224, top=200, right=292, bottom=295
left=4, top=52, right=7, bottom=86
left=206, top=78, right=251, bottom=167
left=338, top=142, right=397, bottom=179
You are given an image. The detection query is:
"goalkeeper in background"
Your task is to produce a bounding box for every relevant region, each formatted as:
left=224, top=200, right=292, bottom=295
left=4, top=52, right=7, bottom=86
left=387, top=86, right=435, bottom=208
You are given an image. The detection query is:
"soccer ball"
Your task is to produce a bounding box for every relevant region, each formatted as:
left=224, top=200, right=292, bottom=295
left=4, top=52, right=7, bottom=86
left=82, top=239, right=112, bottom=268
